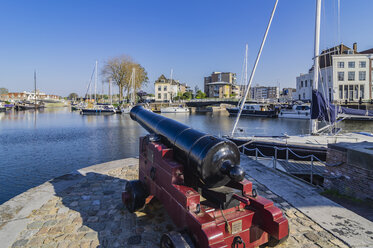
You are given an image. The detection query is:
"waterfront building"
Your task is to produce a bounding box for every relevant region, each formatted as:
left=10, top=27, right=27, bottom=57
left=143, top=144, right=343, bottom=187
left=296, top=43, right=373, bottom=103
left=249, top=85, right=279, bottom=101
left=204, top=72, right=237, bottom=98
left=154, top=74, right=187, bottom=102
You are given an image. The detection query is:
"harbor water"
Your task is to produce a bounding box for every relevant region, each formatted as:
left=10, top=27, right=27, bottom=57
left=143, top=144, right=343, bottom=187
left=0, top=107, right=372, bottom=204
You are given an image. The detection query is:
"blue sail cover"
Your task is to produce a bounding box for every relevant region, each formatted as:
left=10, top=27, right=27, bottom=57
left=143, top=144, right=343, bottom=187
left=340, top=106, right=373, bottom=116
left=311, top=89, right=373, bottom=123
left=311, top=90, right=336, bottom=122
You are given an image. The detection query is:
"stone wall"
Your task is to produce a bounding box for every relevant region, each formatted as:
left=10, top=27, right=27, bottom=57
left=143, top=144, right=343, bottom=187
left=324, top=142, right=373, bottom=201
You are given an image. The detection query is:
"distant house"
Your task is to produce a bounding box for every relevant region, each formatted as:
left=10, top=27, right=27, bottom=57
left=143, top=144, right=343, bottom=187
left=154, top=75, right=187, bottom=102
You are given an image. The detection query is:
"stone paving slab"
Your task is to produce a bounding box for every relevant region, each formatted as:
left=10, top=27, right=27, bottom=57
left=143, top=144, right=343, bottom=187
left=0, top=158, right=359, bottom=247
left=243, top=155, right=373, bottom=247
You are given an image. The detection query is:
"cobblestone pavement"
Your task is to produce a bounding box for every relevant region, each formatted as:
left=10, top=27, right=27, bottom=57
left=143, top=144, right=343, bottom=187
left=9, top=162, right=348, bottom=248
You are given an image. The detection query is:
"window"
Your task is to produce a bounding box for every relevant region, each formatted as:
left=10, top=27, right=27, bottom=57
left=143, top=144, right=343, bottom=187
left=338, top=72, right=344, bottom=81
left=344, top=85, right=348, bottom=99
left=337, top=62, right=344, bottom=68
left=360, top=85, right=364, bottom=99
left=301, top=81, right=303, bottom=87
left=349, top=85, right=353, bottom=100
left=348, top=61, right=355, bottom=68
left=164, top=86, right=167, bottom=91
left=359, top=61, right=366, bottom=68
left=348, top=71, right=355, bottom=81
left=164, top=93, right=167, bottom=100
left=328, top=76, right=331, bottom=82
left=303, top=93, right=305, bottom=99
left=158, top=86, right=161, bottom=91
left=354, top=85, right=358, bottom=99
left=305, top=80, right=307, bottom=87
left=158, top=93, right=161, bottom=99
left=339, top=85, right=343, bottom=99
left=359, top=71, right=366, bottom=81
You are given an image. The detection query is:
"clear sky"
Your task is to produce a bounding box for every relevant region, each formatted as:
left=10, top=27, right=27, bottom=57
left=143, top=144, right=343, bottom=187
left=0, top=0, right=372, bottom=97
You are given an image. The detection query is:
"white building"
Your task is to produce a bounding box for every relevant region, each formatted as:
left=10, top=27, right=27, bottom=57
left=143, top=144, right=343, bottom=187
left=154, top=74, right=187, bottom=102
left=296, top=43, right=373, bottom=103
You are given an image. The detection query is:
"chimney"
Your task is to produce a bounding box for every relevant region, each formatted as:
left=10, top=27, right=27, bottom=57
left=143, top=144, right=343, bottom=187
left=353, top=42, right=357, bottom=53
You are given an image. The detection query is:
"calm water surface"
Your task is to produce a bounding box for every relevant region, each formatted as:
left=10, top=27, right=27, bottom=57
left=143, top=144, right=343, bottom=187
left=0, top=107, right=371, bottom=204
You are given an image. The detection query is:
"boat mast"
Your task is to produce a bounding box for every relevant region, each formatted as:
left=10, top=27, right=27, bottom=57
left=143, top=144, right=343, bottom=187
left=109, top=78, right=112, bottom=105
left=231, top=0, right=278, bottom=137
left=310, top=0, right=322, bottom=134
left=170, top=68, right=173, bottom=103
left=94, top=60, right=98, bottom=103
left=244, top=43, right=248, bottom=100
left=34, top=70, right=37, bottom=109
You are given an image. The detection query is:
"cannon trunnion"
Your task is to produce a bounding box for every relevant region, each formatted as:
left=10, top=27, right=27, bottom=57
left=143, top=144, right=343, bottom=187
left=123, top=106, right=289, bottom=247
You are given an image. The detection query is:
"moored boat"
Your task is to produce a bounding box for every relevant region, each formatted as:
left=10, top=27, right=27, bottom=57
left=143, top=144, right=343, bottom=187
left=80, top=104, right=115, bottom=115
left=160, top=106, right=189, bottom=113
left=227, top=104, right=277, bottom=118
left=15, top=101, right=45, bottom=110
left=279, top=104, right=310, bottom=119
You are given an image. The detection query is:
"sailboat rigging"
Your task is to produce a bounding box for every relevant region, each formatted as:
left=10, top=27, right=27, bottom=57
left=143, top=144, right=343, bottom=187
left=231, top=0, right=279, bottom=136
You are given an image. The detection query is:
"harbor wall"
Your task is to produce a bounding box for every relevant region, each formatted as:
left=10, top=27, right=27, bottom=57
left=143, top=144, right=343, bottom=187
left=324, top=142, right=373, bottom=201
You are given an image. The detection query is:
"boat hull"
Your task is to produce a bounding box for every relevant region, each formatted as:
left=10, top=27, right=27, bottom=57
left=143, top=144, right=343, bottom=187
left=80, top=109, right=115, bottom=115
left=226, top=108, right=277, bottom=118
left=160, top=107, right=189, bottom=113
left=278, top=112, right=310, bottom=119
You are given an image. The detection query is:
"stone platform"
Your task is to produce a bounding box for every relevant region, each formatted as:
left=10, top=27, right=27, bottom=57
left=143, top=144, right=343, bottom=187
left=0, top=158, right=366, bottom=247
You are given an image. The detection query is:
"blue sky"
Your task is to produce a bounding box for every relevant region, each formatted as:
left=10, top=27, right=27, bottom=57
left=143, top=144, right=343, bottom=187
left=0, top=0, right=372, bottom=97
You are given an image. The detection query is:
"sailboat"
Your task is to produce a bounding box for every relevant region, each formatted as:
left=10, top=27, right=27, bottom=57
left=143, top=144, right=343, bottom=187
left=226, top=44, right=278, bottom=118
left=81, top=61, right=116, bottom=115
left=15, top=71, right=45, bottom=111
left=228, top=0, right=373, bottom=160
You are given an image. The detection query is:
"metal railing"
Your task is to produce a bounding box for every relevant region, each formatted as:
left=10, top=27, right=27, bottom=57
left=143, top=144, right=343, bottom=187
left=238, top=143, right=330, bottom=185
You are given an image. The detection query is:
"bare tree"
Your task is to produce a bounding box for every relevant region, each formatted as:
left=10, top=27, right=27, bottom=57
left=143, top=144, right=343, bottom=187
left=102, top=55, right=148, bottom=102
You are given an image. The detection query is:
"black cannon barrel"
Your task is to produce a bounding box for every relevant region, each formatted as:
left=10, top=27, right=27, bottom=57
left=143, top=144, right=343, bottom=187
left=130, top=105, right=245, bottom=188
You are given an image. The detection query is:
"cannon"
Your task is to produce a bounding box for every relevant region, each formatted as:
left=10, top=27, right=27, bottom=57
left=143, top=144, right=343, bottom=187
left=123, top=106, right=289, bottom=247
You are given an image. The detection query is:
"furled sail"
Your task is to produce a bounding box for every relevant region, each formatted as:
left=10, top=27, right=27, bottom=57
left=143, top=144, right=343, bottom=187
left=311, top=89, right=373, bottom=123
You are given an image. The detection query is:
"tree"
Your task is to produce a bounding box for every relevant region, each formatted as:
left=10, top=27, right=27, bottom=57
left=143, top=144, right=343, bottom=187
left=183, top=91, right=193, bottom=100
left=0, top=87, right=9, bottom=94
left=102, top=55, right=148, bottom=102
left=195, top=90, right=206, bottom=99
left=68, top=93, right=78, bottom=100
